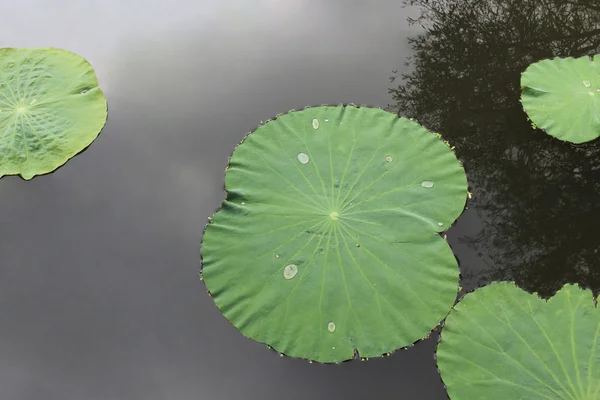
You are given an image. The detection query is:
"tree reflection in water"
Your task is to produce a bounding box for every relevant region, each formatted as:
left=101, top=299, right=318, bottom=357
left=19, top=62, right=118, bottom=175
left=389, top=0, right=600, bottom=297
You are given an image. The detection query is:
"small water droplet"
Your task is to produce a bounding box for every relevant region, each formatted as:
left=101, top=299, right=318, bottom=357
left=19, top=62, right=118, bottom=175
left=355, top=243, right=360, bottom=247
left=332, top=347, right=335, bottom=349
left=275, top=254, right=280, bottom=259
left=421, top=181, right=434, bottom=188
left=298, top=152, right=309, bottom=164
left=583, top=80, right=591, bottom=87
left=324, top=119, right=329, bottom=122
left=327, top=322, right=336, bottom=332
left=438, top=222, right=444, bottom=226
left=283, top=264, right=298, bottom=280
left=312, top=119, right=319, bottom=129
left=30, top=98, right=36, bottom=105
left=386, top=156, right=393, bottom=163
left=241, top=202, right=245, bottom=205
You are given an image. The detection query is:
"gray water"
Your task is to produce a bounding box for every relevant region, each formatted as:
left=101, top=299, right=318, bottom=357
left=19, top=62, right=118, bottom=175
left=0, top=1, right=451, bottom=399
left=2, top=1, right=599, bottom=399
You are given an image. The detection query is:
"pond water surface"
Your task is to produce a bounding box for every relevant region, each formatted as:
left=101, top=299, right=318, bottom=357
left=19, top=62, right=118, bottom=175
left=0, top=1, right=598, bottom=399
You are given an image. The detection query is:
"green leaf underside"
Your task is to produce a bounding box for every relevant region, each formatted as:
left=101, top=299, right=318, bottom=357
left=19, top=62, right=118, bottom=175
left=521, top=55, right=600, bottom=144
left=0, top=47, right=107, bottom=179
left=201, top=105, right=468, bottom=363
left=437, top=282, right=600, bottom=400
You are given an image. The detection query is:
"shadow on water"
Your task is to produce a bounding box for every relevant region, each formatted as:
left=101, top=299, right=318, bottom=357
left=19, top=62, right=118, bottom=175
left=389, top=0, right=600, bottom=297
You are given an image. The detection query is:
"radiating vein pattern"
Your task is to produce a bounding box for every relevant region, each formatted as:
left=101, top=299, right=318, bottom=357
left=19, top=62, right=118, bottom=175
left=0, top=47, right=107, bottom=179
left=201, top=105, right=468, bottom=363
left=521, top=54, right=600, bottom=144
left=437, top=282, right=600, bottom=400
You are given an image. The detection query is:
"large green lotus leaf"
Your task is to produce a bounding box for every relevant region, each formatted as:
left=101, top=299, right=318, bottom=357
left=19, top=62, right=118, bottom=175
left=0, top=47, right=107, bottom=179
left=520, top=55, right=600, bottom=144
left=437, top=282, right=600, bottom=399
left=201, top=105, right=468, bottom=363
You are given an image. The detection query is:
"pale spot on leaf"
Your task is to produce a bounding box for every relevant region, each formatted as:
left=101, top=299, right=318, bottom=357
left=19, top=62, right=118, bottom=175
left=283, top=264, right=298, bottom=280
left=298, top=152, right=309, bottom=164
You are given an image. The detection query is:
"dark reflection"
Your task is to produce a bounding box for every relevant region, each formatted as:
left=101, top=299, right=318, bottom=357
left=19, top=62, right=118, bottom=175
left=389, top=0, right=600, bottom=297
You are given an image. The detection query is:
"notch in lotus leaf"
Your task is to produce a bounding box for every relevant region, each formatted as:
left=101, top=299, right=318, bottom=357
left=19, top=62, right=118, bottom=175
left=520, top=54, right=600, bottom=144
left=437, top=281, right=600, bottom=399
left=200, top=104, right=468, bottom=363
left=0, top=47, right=107, bottom=180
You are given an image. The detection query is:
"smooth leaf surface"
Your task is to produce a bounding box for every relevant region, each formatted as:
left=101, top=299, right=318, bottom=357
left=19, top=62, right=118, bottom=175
left=201, top=105, right=468, bottom=363
left=0, top=47, right=107, bottom=179
left=521, top=55, right=600, bottom=144
left=437, top=282, right=600, bottom=400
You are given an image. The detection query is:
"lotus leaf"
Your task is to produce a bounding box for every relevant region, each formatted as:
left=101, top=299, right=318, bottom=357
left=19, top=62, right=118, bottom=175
left=521, top=55, right=600, bottom=144
left=437, top=281, right=600, bottom=399
left=201, top=105, right=468, bottom=363
left=0, top=47, right=107, bottom=179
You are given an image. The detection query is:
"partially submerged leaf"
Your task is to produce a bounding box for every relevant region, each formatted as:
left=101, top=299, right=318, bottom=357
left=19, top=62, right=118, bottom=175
left=0, top=47, right=107, bottom=179
left=201, top=105, right=468, bottom=363
left=437, top=281, right=600, bottom=399
left=521, top=55, right=600, bottom=144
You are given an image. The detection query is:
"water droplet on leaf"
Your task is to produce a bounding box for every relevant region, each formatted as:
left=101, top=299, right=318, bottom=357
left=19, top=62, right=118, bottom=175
left=298, top=152, right=309, bottom=164
left=386, top=156, right=393, bottom=162
left=283, top=264, right=298, bottom=280
left=328, top=322, right=336, bottom=332
left=421, top=181, right=434, bottom=188
left=438, top=222, right=444, bottom=226
left=583, top=80, right=591, bottom=87
left=312, top=119, right=319, bottom=129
